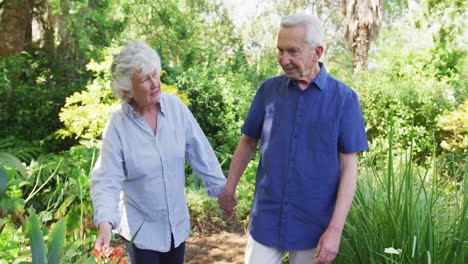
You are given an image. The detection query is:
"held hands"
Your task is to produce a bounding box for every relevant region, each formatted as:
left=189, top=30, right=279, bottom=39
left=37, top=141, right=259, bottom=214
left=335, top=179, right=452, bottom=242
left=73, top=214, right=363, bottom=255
left=217, top=188, right=237, bottom=217
left=313, top=227, right=342, bottom=264
left=94, top=222, right=112, bottom=251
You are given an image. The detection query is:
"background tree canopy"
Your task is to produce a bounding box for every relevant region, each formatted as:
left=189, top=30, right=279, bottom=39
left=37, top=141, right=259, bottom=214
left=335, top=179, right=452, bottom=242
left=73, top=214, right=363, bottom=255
left=0, top=0, right=466, bottom=263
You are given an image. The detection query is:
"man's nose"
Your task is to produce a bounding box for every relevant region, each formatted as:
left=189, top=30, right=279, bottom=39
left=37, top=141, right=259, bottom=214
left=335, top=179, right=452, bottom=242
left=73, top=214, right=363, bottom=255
left=278, top=53, right=291, bottom=65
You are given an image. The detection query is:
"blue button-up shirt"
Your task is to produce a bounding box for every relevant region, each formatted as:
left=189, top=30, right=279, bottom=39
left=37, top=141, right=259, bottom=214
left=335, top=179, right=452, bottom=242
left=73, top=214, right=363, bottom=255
left=90, top=93, right=226, bottom=252
left=242, top=63, right=368, bottom=250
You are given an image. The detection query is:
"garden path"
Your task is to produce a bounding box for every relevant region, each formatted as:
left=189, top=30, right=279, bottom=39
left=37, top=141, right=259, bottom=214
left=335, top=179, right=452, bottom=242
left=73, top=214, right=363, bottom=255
left=185, top=230, right=246, bottom=264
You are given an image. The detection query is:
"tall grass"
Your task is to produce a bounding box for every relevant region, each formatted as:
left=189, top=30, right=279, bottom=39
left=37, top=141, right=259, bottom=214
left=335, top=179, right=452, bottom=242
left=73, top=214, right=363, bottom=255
left=336, top=131, right=467, bottom=263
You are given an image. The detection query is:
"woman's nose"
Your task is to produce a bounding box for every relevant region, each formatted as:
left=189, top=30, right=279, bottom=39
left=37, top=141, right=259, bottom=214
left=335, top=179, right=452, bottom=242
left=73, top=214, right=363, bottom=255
left=150, top=75, right=160, bottom=87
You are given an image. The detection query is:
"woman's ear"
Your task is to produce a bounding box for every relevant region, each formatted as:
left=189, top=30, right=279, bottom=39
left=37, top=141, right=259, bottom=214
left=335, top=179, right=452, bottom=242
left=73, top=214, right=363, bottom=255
left=123, top=90, right=132, bottom=98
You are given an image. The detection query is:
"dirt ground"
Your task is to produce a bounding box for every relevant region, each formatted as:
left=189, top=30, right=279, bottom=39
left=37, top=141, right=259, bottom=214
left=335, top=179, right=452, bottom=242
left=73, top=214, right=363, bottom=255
left=113, top=218, right=247, bottom=263
left=185, top=216, right=247, bottom=263
left=185, top=229, right=247, bottom=264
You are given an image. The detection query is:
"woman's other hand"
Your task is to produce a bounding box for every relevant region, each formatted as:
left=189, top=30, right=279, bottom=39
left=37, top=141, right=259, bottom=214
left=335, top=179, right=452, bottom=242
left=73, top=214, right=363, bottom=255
left=94, top=221, right=113, bottom=251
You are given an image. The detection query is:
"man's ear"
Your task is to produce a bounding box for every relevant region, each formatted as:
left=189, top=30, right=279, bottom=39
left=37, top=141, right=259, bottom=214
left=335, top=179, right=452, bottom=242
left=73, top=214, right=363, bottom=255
left=315, top=45, right=324, bottom=61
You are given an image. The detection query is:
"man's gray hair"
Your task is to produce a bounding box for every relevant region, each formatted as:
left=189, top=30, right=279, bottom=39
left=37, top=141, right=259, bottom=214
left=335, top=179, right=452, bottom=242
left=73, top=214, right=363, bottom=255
left=110, top=41, right=162, bottom=102
left=280, top=14, right=324, bottom=49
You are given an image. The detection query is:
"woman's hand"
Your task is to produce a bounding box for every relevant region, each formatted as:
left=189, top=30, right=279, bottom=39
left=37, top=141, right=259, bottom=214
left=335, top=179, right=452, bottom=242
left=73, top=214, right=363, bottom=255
left=94, top=222, right=113, bottom=251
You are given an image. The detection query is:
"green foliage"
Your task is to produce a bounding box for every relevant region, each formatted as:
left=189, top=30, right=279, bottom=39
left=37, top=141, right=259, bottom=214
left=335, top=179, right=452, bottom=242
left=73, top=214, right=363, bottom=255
left=123, top=0, right=243, bottom=75
left=0, top=165, right=7, bottom=200
left=438, top=99, right=468, bottom=152
left=342, top=23, right=462, bottom=164
left=176, top=68, right=255, bottom=169
left=47, top=0, right=126, bottom=61
left=0, top=145, right=101, bottom=263
left=233, top=156, right=257, bottom=221
left=0, top=222, right=28, bottom=262
left=47, top=217, right=67, bottom=264
left=0, top=138, right=33, bottom=234
left=424, top=0, right=467, bottom=82
left=437, top=99, right=467, bottom=181
left=185, top=188, right=224, bottom=234
left=56, top=47, right=119, bottom=145
left=335, top=128, right=467, bottom=263
left=0, top=49, right=87, bottom=144
left=28, top=209, right=47, bottom=264
left=26, top=208, right=67, bottom=264
left=0, top=0, right=126, bottom=152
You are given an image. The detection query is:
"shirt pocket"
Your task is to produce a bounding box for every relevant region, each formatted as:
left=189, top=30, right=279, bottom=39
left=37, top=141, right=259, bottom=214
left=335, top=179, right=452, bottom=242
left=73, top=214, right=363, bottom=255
left=306, top=121, right=338, bottom=153
left=123, top=142, right=159, bottom=181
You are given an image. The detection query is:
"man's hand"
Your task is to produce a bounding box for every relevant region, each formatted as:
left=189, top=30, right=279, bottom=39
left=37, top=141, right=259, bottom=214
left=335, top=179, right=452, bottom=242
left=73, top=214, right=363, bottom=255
left=218, top=189, right=237, bottom=217
left=94, top=222, right=112, bottom=251
left=314, top=227, right=342, bottom=264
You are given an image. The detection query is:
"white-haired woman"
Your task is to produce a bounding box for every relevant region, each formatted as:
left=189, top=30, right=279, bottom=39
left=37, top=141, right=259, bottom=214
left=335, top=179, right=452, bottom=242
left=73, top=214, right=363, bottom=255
left=90, top=41, right=226, bottom=264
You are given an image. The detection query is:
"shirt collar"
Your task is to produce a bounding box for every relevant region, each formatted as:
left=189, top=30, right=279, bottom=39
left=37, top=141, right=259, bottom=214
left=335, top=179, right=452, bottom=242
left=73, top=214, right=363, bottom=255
left=122, top=93, right=166, bottom=118
left=158, top=93, right=166, bottom=116
left=286, top=62, right=329, bottom=91
left=312, top=62, right=328, bottom=91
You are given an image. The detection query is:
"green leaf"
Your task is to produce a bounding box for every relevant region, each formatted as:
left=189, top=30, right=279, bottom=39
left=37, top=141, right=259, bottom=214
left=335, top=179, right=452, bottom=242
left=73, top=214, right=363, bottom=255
left=53, top=195, right=75, bottom=220
left=0, top=164, right=8, bottom=199
left=27, top=209, right=46, bottom=264
left=126, top=220, right=144, bottom=253
left=47, top=217, right=67, bottom=264
left=0, top=152, right=26, bottom=176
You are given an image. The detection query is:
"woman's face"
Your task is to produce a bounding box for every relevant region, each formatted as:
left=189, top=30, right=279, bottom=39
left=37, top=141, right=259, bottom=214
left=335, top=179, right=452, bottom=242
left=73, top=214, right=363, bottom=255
left=128, top=71, right=161, bottom=108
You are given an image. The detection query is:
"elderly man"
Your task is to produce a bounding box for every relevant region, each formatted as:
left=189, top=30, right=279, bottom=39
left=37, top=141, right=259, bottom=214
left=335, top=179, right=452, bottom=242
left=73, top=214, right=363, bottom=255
left=218, top=13, right=368, bottom=264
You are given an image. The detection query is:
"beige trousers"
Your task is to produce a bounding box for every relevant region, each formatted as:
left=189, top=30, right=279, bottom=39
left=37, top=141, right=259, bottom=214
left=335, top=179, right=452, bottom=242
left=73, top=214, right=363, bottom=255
left=245, top=233, right=316, bottom=264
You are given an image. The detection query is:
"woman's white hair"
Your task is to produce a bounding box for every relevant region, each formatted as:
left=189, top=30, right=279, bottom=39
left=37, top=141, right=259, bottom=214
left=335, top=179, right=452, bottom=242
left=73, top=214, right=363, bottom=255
left=110, top=41, right=161, bottom=102
left=280, top=13, right=324, bottom=49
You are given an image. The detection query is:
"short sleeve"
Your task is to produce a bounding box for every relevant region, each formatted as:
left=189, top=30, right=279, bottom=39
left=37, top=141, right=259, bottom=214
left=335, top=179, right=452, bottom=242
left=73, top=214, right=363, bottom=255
left=241, top=84, right=266, bottom=139
left=338, top=91, right=369, bottom=153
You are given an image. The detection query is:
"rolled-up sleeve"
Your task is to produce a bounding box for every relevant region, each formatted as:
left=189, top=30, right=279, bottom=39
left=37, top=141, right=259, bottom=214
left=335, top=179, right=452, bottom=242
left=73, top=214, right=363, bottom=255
left=90, top=118, right=125, bottom=228
left=183, top=106, right=226, bottom=197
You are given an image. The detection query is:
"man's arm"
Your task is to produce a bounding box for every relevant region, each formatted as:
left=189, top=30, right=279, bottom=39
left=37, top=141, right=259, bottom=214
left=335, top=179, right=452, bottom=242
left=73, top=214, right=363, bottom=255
left=218, top=134, right=259, bottom=216
left=314, top=152, right=358, bottom=264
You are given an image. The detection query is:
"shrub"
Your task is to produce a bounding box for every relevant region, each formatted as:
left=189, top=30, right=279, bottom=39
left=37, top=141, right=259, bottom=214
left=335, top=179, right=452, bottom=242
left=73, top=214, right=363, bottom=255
left=335, top=127, right=467, bottom=263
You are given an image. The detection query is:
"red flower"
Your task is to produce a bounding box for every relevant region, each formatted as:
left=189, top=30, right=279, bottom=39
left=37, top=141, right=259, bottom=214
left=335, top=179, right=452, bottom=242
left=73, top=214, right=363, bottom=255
left=91, top=247, right=127, bottom=264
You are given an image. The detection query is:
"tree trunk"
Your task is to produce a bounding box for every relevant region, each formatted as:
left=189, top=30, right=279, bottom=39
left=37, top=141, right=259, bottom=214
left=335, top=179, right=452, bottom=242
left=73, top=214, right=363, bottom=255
left=0, top=0, right=32, bottom=58
left=35, top=0, right=56, bottom=53
left=353, top=23, right=369, bottom=73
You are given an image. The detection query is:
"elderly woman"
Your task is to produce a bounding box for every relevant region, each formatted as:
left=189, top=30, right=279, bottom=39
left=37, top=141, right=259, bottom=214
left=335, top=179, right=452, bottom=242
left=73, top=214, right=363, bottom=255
left=90, top=41, right=226, bottom=264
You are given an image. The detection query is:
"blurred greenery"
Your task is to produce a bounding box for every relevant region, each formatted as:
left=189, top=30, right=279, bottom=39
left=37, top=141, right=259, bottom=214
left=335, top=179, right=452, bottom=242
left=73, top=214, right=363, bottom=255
left=0, top=0, right=466, bottom=263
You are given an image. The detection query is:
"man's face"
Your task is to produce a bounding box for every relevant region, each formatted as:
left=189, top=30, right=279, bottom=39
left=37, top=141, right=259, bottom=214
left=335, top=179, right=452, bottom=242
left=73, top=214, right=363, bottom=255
left=277, top=25, right=318, bottom=82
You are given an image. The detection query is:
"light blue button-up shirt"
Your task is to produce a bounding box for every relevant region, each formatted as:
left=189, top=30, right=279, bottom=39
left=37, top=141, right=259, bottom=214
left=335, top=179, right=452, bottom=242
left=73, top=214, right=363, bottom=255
left=90, top=93, right=226, bottom=252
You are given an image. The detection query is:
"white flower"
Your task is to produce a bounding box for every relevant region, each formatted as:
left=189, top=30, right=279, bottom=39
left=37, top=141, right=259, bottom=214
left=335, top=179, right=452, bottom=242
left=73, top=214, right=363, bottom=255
left=384, top=247, right=402, bottom=255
